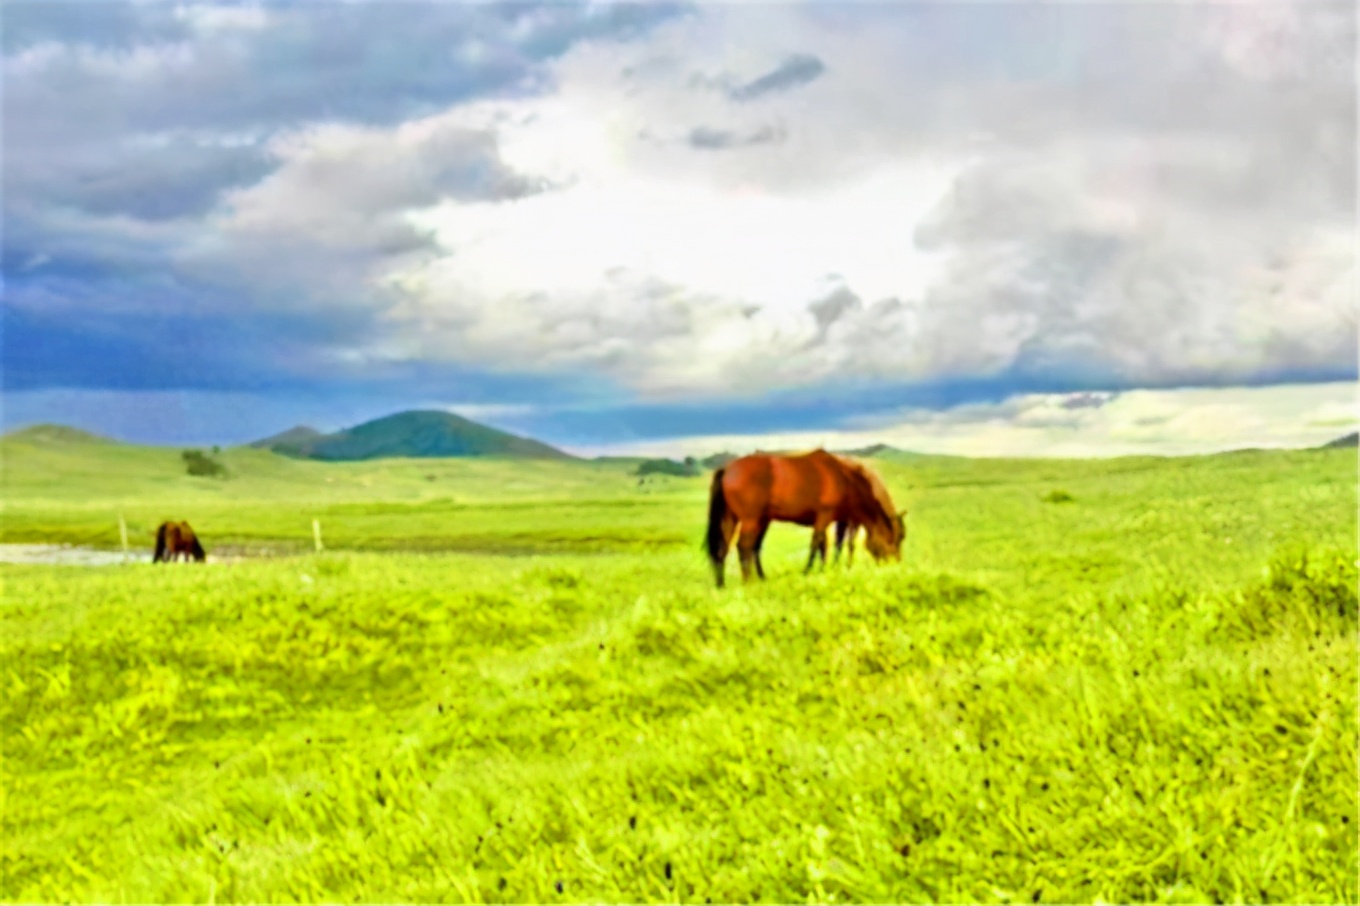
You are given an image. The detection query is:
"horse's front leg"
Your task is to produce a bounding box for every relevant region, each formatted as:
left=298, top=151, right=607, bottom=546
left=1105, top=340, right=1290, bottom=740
left=738, top=519, right=762, bottom=583
left=806, top=515, right=832, bottom=573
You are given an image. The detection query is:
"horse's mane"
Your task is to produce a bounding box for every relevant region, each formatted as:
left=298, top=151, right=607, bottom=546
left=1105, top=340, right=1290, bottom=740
left=833, top=455, right=897, bottom=535
left=837, top=455, right=898, bottom=520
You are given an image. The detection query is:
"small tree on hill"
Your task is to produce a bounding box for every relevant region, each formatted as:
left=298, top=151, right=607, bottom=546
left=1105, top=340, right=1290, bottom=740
left=636, top=458, right=701, bottom=478
left=183, top=449, right=228, bottom=478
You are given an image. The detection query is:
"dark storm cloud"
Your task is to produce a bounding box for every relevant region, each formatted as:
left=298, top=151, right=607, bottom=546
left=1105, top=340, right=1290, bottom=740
left=728, top=53, right=826, bottom=102
left=1, top=0, right=689, bottom=395
left=6, top=2, right=692, bottom=137
left=15, top=139, right=277, bottom=223
left=1061, top=393, right=1116, bottom=411
left=4, top=1, right=1355, bottom=447
left=687, top=123, right=785, bottom=150
left=2, top=2, right=191, bottom=52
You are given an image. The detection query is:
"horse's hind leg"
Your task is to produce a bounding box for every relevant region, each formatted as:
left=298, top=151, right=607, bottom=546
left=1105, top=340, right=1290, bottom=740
left=713, top=515, right=738, bottom=587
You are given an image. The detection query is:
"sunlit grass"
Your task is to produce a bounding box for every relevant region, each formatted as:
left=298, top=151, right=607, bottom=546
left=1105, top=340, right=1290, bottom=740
left=1, top=442, right=1355, bottom=902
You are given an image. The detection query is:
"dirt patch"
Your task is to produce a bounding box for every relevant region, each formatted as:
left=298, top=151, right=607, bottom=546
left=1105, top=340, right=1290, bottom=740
left=0, top=543, right=293, bottom=566
left=0, top=544, right=148, bottom=566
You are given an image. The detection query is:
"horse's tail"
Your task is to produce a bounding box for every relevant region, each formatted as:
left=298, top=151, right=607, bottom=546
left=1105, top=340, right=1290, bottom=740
left=704, top=468, right=729, bottom=571
left=153, top=522, right=168, bottom=562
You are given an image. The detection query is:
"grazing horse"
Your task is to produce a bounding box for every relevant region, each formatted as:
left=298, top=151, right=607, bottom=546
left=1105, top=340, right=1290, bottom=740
left=832, top=455, right=907, bottom=566
left=704, top=449, right=903, bottom=587
left=153, top=521, right=206, bottom=563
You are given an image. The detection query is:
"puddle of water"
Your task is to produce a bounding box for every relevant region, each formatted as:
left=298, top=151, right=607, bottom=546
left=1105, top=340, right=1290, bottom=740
left=0, top=544, right=281, bottom=566
left=0, top=544, right=150, bottom=566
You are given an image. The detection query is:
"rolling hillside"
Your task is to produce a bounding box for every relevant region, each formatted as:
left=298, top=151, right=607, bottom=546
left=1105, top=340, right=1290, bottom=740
left=2, top=432, right=1356, bottom=902
left=247, top=425, right=324, bottom=456
left=250, top=410, right=574, bottom=461
left=2, top=424, right=116, bottom=445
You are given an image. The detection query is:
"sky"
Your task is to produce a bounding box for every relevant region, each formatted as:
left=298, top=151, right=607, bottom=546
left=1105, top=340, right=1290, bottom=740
left=3, top=0, right=1356, bottom=457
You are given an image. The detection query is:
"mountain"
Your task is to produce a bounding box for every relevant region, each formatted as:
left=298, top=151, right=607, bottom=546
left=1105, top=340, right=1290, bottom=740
left=1321, top=431, right=1358, bottom=449
left=254, top=410, right=574, bottom=461
left=2, top=423, right=115, bottom=445
left=249, top=425, right=325, bottom=456
left=838, top=443, right=893, bottom=458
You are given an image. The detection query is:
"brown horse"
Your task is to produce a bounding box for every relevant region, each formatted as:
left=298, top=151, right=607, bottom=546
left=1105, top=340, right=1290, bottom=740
left=832, top=454, right=907, bottom=566
left=705, top=449, right=903, bottom=587
left=153, top=521, right=206, bottom=563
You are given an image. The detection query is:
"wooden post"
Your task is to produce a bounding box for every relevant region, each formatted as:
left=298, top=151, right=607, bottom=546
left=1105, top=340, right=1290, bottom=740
left=119, top=513, right=129, bottom=559
left=313, top=519, right=323, bottom=552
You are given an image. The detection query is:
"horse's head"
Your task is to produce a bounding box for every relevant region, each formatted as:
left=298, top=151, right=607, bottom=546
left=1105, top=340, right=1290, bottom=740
left=863, top=509, right=907, bottom=562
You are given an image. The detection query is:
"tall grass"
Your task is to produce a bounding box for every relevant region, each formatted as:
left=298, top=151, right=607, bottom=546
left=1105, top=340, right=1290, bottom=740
left=1, top=442, right=1355, bottom=902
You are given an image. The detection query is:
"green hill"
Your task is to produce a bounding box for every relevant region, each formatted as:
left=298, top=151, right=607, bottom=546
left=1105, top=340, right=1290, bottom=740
left=838, top=442, right=893, bottom=457
left=2, top=423, right=115, bottom=445
left=248, top=425, right=324, bottom=456
left=269, top=410, right=575, bottom=462
left=2, top=438, right=1355, bottom=902
left=1322, top=431, right=1358, bottom=448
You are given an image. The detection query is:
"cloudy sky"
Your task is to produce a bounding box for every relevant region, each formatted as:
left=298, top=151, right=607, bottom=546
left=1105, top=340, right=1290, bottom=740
left=4, top=0, right=1356, bottom=456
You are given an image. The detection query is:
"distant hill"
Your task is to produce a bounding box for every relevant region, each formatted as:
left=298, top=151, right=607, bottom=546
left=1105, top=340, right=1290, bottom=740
left=592, top=456, right=650, bottom=467
left=253, top=410, right=574, bottom=461
left=1321, top=431, right=1358, bottom=449
left=249, top=425, right=325, bottom=456
left=2, top=424, right=115, bottom=445
left=838, top=443, right=894, bottom=458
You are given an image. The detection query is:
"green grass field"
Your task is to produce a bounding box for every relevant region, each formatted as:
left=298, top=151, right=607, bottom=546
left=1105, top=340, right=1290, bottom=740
left=2, top=434, right=1356, bottom=903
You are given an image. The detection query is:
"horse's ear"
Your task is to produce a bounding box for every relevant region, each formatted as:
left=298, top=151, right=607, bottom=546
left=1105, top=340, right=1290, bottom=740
left=898, top=509, right=907, bottom=518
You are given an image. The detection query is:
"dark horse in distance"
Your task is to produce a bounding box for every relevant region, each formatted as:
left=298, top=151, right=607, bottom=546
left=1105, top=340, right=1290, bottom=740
left=705, top=449, right=905, bottom=587
left=153, top=521, right=207, bottom=563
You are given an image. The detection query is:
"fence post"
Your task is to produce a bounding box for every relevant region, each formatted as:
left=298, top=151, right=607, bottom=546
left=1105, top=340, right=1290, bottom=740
left=119, top=513, right=129, bottom=560
left=313, top=519, right=324, bottom=553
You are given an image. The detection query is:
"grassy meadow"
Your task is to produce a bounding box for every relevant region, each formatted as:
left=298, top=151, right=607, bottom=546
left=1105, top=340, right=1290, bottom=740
left=1, top=432, right=1356, bottom=903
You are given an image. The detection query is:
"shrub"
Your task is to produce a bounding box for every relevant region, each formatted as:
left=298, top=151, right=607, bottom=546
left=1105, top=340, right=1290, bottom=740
left=701, top=452, right=738, bottom=469
left=1043, top=489, right=1075, bottom=504
left=182, top=449, right=228, bottom=478
left=1217, top=545, right=1358, bottom=641
left=635, top=458, right=700, bottom=478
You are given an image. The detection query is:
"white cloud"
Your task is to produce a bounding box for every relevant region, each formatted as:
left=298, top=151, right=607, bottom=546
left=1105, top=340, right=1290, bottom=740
left=580, top=382, right=1358, bottom=460
left=263, top=1, right=1350, bottom=400
left=370, top=9, right=971, bottom=394
left=9, top=1, right=1353, bottom=414
left=445, top=403, right=541, bottom=422
left=174, top=4, right=272, bottom=34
